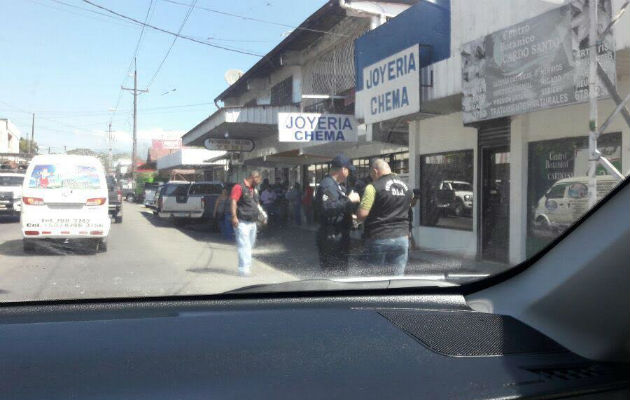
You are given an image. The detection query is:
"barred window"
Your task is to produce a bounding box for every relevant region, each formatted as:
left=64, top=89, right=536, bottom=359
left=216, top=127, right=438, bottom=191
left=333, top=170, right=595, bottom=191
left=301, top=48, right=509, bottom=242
left=270, top=77, right=293, bottom=106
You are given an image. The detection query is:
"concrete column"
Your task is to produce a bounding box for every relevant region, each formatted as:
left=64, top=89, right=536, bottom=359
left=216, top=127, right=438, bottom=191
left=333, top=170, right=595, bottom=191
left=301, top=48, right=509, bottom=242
left=509, top=114, right=530, bottom=264
left=408, top=120, right=421, bottom=230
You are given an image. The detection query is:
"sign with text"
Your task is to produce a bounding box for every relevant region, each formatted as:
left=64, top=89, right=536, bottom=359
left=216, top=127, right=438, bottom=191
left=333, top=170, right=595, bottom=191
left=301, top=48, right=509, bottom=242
left=355, top=44, right=420, bottom=124
left=277, top=113, right=358, bottom=143
left=462, top=0, right=615, bottom=123
left=203, top=138, right=254, bottom=152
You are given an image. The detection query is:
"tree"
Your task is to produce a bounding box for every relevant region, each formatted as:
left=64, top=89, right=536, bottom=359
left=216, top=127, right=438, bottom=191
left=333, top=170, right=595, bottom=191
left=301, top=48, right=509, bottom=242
left=19, top=138, right=38, bottom=154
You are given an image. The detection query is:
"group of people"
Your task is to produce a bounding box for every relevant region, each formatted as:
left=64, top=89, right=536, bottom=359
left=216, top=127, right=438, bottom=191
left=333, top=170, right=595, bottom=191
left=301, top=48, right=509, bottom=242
left=216, top=154, right=415, bottom=277
left=260, top=179, right=314, bottom=228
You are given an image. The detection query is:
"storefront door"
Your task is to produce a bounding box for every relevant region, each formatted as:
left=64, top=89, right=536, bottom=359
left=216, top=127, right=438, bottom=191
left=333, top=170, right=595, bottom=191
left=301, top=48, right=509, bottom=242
left=480, top=146, right=510, bottom=262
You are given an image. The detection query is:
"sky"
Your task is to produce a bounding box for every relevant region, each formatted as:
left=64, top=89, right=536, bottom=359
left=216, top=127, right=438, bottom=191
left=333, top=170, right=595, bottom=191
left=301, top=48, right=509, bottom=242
left=0, top=0, right=326, bottom=156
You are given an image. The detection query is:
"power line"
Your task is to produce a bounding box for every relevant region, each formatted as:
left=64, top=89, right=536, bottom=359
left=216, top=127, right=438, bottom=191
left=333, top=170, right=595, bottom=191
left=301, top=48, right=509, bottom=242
left=109, top=0, right=156, bottom=127
left=82, top=0, right=264, bottom=57
left=160, top=0, right=349, bottom=38
left=13, top=102, right=213, bottom=117
left=28, top=0, right=132, bottom=29
left=145, top=0, right=198, bottom=89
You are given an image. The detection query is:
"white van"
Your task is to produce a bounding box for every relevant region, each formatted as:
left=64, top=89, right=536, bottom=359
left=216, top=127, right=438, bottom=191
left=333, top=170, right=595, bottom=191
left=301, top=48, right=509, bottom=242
left=21, top=155, right=111, bottom=252
left=534, top=175, right=620, bottom=232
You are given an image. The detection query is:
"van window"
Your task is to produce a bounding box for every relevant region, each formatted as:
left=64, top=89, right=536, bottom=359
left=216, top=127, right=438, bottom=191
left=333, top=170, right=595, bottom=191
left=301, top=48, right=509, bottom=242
left=28, top=165, right=102, bottom=190
left=546, top=183, right=568, bottom=199
left=0, top=176, right=24, bottom=186
left=190, top=183, right=223, bottom=195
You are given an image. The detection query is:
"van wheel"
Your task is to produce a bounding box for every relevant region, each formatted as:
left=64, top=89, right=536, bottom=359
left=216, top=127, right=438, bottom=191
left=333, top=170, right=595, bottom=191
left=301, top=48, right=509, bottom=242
left=23, top=240, right=35, bottom=252
left=114, top=215, right=123, bottom=223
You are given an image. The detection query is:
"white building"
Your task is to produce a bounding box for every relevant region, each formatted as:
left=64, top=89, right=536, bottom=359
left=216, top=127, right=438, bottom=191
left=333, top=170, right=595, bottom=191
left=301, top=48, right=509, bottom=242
left=182, top=1, right=416, bottom=185
left=0, top=119, right=21, bottom=154
left=355, top=0, right=630, bottom=265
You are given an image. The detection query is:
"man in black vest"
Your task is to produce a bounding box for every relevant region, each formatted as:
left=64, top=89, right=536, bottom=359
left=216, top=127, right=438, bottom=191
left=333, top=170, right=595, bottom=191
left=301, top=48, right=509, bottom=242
left=315, top=155, right=361, bottom=272
left=230, top=170, right=262, bottom=276
left=357, top=159, right=412, bottom=275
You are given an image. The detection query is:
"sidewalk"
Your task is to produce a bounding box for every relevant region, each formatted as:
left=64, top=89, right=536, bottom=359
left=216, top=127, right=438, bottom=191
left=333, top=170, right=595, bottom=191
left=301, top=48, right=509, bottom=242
left=277, top=224, right=510, bottom=279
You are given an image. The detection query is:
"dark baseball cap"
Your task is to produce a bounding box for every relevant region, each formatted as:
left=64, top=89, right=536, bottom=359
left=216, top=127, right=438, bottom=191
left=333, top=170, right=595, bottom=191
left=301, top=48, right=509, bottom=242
left=331, top=154, right=356, bottom=172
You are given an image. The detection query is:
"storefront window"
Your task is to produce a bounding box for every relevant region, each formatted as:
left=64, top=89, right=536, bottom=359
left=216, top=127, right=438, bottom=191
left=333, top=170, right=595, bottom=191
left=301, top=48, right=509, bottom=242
left=420, top=150, right=474, bottom=231
left=526, top=132, right=623, bottom=257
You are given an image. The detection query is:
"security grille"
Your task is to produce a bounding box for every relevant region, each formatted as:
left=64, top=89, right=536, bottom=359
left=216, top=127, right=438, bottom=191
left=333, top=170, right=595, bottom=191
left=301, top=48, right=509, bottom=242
left=301, top=18, right=369, bottom=111
left=270, top=77, right=293, bottom=106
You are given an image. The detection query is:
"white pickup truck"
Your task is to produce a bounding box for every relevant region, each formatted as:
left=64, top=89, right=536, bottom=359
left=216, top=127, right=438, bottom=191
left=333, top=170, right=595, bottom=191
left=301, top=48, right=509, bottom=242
left=157, top=181, right=223, bottom=221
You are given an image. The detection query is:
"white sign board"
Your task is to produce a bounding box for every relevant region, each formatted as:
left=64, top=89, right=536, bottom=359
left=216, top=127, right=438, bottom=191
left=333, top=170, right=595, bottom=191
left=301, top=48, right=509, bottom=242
left=355, top=44, right=420, bottom=124
left=204, top=138, right=254, bottom=152
left=278, top=113, right=358, bottom=143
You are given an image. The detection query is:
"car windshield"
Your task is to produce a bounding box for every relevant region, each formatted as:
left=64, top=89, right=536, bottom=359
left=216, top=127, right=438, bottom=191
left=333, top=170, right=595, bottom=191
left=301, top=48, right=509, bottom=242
left=0, top=176, right=24, bottom=186
left=451, top=183, right=471, bottom=191
left=0, top=0, right=628, bottom=302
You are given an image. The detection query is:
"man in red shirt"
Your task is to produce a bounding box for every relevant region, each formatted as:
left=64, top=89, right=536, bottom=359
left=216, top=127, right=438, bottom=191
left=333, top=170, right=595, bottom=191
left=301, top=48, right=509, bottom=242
left=230, top=170, right=262, bottom=276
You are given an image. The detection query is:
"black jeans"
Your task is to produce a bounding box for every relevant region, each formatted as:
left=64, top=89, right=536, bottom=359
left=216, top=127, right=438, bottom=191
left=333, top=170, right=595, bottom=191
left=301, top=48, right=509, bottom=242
left=317, top=228, right=349, bottom=272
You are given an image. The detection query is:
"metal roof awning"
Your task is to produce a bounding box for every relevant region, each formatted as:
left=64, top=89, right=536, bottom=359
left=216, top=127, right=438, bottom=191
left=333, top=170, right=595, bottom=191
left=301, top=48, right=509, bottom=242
left=182, top=105, right=300, bottom=146
left=157, top=148, right=226, bottom=171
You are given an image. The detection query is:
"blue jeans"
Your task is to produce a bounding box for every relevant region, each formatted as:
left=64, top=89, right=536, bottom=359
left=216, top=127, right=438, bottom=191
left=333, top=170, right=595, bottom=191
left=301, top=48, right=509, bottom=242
left=222, top=214, right=235, bottom=241
left=364, top=236, right=409, bottom=276
left=236, top=221, right=257, bottom=274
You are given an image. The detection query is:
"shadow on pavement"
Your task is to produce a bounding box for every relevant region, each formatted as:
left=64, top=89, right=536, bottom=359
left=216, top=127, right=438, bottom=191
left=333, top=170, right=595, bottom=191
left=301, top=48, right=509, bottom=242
left=139, top=211, right=173, bottom=228
left=0, top=239, right=98, bottom=257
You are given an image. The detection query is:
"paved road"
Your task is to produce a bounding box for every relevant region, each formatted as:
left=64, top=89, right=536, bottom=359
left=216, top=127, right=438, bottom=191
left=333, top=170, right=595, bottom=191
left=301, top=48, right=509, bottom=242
left=0, top=203, right=297, bottom=302
left=0, top=203, right=507, bottom=302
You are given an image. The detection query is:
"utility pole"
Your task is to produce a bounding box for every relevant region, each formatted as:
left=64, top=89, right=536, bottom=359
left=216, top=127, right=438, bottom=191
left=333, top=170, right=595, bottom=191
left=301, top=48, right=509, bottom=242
left=30, top=113, right=35, bottom=154
left=122, top=58, right=148, bottom=183
left=587, top=0, right=599, bottom=209
left=108, top=122, right=113, bottom=174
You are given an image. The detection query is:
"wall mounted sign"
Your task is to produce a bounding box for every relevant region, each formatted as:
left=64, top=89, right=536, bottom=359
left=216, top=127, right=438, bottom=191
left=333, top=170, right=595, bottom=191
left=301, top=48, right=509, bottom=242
left=277, top=113, right=358, bottom=143
left=203, top=138, right=255, bottom=152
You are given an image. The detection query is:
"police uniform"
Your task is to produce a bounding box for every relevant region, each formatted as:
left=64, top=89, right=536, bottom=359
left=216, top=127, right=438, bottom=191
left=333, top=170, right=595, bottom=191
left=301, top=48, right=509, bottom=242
left=315, top=175, right=354, bottom=271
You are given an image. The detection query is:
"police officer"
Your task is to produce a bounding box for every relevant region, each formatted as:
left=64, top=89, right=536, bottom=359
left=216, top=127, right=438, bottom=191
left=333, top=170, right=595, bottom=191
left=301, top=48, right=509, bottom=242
left=315, top=154, right=360, bottom=272
left=357, top=159, right=412, bottom=276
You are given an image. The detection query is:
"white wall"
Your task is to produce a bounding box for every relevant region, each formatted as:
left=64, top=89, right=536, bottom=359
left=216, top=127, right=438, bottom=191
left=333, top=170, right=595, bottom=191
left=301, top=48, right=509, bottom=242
left=509, top=72, right=630, bottom=263
left=0, top=119, right=21, bottom=154
left=410, top=112, right=478, bottom=258
left=426, top=0, right=630, bottom=102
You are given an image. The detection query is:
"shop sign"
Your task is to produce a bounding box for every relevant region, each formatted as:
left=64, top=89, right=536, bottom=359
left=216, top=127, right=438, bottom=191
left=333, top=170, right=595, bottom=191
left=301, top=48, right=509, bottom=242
left=277, top=113, right=358, bottom=143
left=462, top=0, right=615, bottom=123
left=355, top=45, right=420, bottom=124
left=203, top=138, right=255, bottom=152
left=152, top=138, right=181, bottom=150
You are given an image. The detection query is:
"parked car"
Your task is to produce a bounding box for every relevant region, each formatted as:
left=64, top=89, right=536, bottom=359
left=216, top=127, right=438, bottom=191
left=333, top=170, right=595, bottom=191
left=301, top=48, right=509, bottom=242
left=106, top=175, right=123, bottom=223
left=436, top=180, right=473, bottom=217
left=0, top=171, right=25, bottom=217
left=143, top=182, right=163, bottom=209
left=21, top=155, right=111, bottom=252
left=120, top=179, right=137, bottom=202
left=157, top=181, right=223, bottom=222
left=534, top=175, right=619, bottom=232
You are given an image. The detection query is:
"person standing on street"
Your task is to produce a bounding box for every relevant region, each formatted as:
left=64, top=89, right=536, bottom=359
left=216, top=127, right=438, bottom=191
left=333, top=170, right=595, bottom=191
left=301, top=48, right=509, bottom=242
left=315, top=155, right=360, bottom=272
left=230, top=170, right=263, bottom=276
left=357, top=159, right=412, bottom=276
left=289, top=182, right=302, bottom=226
left=302, top=184, right=314, bottom=225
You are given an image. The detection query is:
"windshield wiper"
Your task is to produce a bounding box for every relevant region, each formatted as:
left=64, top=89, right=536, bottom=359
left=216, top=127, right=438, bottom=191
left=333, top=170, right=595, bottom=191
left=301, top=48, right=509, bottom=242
left=224, top=276, right=458, bottom=294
